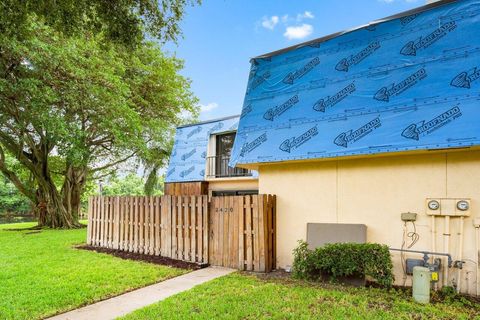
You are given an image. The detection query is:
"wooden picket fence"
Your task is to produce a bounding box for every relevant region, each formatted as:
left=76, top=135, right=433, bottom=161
left=87, top=195, right=209, bottom=264
left=86, top=194, right=276, bottom=272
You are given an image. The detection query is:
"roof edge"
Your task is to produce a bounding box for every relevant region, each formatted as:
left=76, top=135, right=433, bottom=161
left=252, top=0, right=458, bottom=60
left=177, top=114, right=240, bottom=129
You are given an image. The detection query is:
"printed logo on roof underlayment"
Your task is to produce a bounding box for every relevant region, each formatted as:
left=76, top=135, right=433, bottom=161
left=165, top=116, right=258, bottom=183
left=229, top=0, right=480, bottom=167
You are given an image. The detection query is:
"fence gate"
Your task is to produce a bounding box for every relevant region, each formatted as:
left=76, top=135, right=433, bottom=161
left=208, top=195, right=276, bottom=272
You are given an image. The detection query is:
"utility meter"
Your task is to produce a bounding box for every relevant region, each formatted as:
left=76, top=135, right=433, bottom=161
left=457, top=200, right=469, bottom=211
left=428, top=200, right=440, bottom=210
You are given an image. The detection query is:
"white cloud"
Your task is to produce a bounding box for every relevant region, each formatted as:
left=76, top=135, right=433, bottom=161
left=199, top=102, right=219, bottom=113
left=283, top=24, right=313, bottom=40
left=261, top=16, right=279, bottom=30
left=297, top=11, right=314, bottom=21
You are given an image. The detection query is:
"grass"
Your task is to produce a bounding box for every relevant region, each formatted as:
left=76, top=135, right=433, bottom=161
left=120, top=273, right=480, bottom=320
left=0, top=222, right=187, bottom=320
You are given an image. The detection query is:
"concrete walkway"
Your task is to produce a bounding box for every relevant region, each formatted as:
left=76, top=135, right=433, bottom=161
left=47, top=267, right=234, bottom=320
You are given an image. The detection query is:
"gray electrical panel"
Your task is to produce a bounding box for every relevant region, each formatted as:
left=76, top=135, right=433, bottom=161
left=306, top=223, right=367, bottom=250
left=406, top=259, right=425, bottom=275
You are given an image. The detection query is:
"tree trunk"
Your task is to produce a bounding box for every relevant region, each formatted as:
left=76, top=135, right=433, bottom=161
left=35, top=176, right=79, bottom=228
left=61, top=165, right=87, bottom=222
left=31, top=156, right=82, bottom=228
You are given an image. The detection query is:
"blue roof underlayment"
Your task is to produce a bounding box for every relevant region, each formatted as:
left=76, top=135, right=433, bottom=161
left=165, top=116, right=259, bottom=183
left=229, top=0, right=480, bottom=167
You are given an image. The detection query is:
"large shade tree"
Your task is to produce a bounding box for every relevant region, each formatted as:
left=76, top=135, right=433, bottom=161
left=0, top=17, right=197, bottom=227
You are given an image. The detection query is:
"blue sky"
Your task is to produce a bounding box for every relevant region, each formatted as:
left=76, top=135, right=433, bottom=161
left=165, top=0, right=425, bottom=120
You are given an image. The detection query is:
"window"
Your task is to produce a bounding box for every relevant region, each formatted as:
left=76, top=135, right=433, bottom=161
left=212, top=190, right=259, bottom=197
left=206, top=132, right=252, bottom=178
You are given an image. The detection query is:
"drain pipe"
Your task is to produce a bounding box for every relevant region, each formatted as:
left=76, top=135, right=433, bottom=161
left=457, top=216, right=465, bottom=292
left=431, top=216, right=438, bottom=290
left=444, top=216, right=451, bottom=287
left=475, top=220, right=480, bottom=297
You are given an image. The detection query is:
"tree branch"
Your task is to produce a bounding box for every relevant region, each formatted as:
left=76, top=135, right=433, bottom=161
left=90, top=151, right=137, bottom=173
left=0, top=144, right=36, bottom=201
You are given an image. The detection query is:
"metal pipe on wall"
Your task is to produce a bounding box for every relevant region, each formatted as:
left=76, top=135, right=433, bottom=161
left=457, top=216, right=464, bottom=292
left=476, top=225, right=480, bottom=296
left=444, top=216, right=450, bottom=287
left=431, top=215, right=438, bottom=290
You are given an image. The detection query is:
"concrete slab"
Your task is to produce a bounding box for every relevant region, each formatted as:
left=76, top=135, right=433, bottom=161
left=47, top=267, right=235, bottom=320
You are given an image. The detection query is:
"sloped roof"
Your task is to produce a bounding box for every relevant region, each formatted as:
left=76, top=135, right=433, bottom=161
left=230, top=0, right=480, bottom=167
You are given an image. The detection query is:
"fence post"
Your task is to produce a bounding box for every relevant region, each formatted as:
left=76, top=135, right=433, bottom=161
left=113, top=197, right=120, bottom=249
left=86, top=197, right=93, bottom=245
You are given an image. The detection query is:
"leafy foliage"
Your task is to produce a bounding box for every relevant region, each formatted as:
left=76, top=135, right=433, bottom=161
left=0, top=16, right=197, bottom=227
left=0, top=177, right=31, bottom=215
left=0, top=0, right=200, bottom=47
left=292, top=240, right=394, bottom=287
left=102, top=173, right=164, bottom=196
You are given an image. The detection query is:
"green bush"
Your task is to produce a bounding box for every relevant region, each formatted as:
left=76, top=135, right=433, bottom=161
left=292, top=240, right=394, bottom=288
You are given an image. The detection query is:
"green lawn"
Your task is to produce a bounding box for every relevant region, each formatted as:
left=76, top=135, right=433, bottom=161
left=121, top=273, right=480, bottom=320
left=0, top=222, right=186, bottom=320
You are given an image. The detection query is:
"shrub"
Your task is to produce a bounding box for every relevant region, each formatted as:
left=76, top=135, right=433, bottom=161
left=292, top=240, right=394, bottom=288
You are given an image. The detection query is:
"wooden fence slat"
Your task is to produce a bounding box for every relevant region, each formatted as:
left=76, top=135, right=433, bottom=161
left=197, top=196, right=202, bottom=263
left=177, top=196, right=183, bottom=260
left=129, top=197, right=134, bottom=252
left=143, top=197, right=148, bottom=255
left=238, top=195, right=245, bottom=270
left=155, top=197, right=161, bottom=256
left=161, top=196, right=168, bottom=257
left=108, top=197, right=114, bottom=248
left=91, top=196, right=96, bottom=246
left=245, top=195, right=253, bottom=271
left=258, top=195, right=266, bottom=272
left=184, top=196, right=190, bottom=261
left=86, top=197, right=93, bottom=245
left=133, top=197, right=139, bottom=253
left=113, top=197, right=120, bottom=250
left=253, top=195, right=260, bottom=271
left=190, top=196, right=196, bottom=263
left=272, top=195, right=277, bottom=270
left=217, top=197, right=223, bottom=267
left=104, top=197, right=108, bottom=248
left=123, top=197, right=129, bottom=251
left=91, top=197, right=96, bottom=246
left=149, top=196, right=155, bottom=255
left=208, top=197, right=215, bottom=265
left=171, top=196, right=178, bottom=260
left=202, top=195, right=208, bottom=264
left=147, top=196, right=153, bottom=255
left=118, top=197, right=124, bottom=250
left=231, top=196, right=238, bottom=268
left=222, top=197, right=230, bottom=266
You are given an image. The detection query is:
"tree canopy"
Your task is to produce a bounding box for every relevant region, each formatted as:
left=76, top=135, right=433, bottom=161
left=0, top=0, right=200, bottom=46
left=0, top=11, right=198, bottom=227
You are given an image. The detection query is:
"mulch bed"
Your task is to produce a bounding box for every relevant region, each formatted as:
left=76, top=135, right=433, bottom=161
left=76, top=245, right=205, bottom=270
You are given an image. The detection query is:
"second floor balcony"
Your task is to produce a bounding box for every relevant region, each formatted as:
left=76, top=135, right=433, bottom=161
left=206, top=156, right=253, bottom=179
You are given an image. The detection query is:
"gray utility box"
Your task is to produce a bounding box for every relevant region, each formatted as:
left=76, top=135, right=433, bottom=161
left=306, top=223, right=367, bottom=249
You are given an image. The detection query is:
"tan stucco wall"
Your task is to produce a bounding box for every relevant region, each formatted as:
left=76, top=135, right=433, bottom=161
left=258, top=150, right=480, bottom=294
left=207, top=178, right=258, bottom=197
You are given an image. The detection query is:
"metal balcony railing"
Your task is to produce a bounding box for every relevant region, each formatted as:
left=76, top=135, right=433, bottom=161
left=206, top=156, right=253, bottom=178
